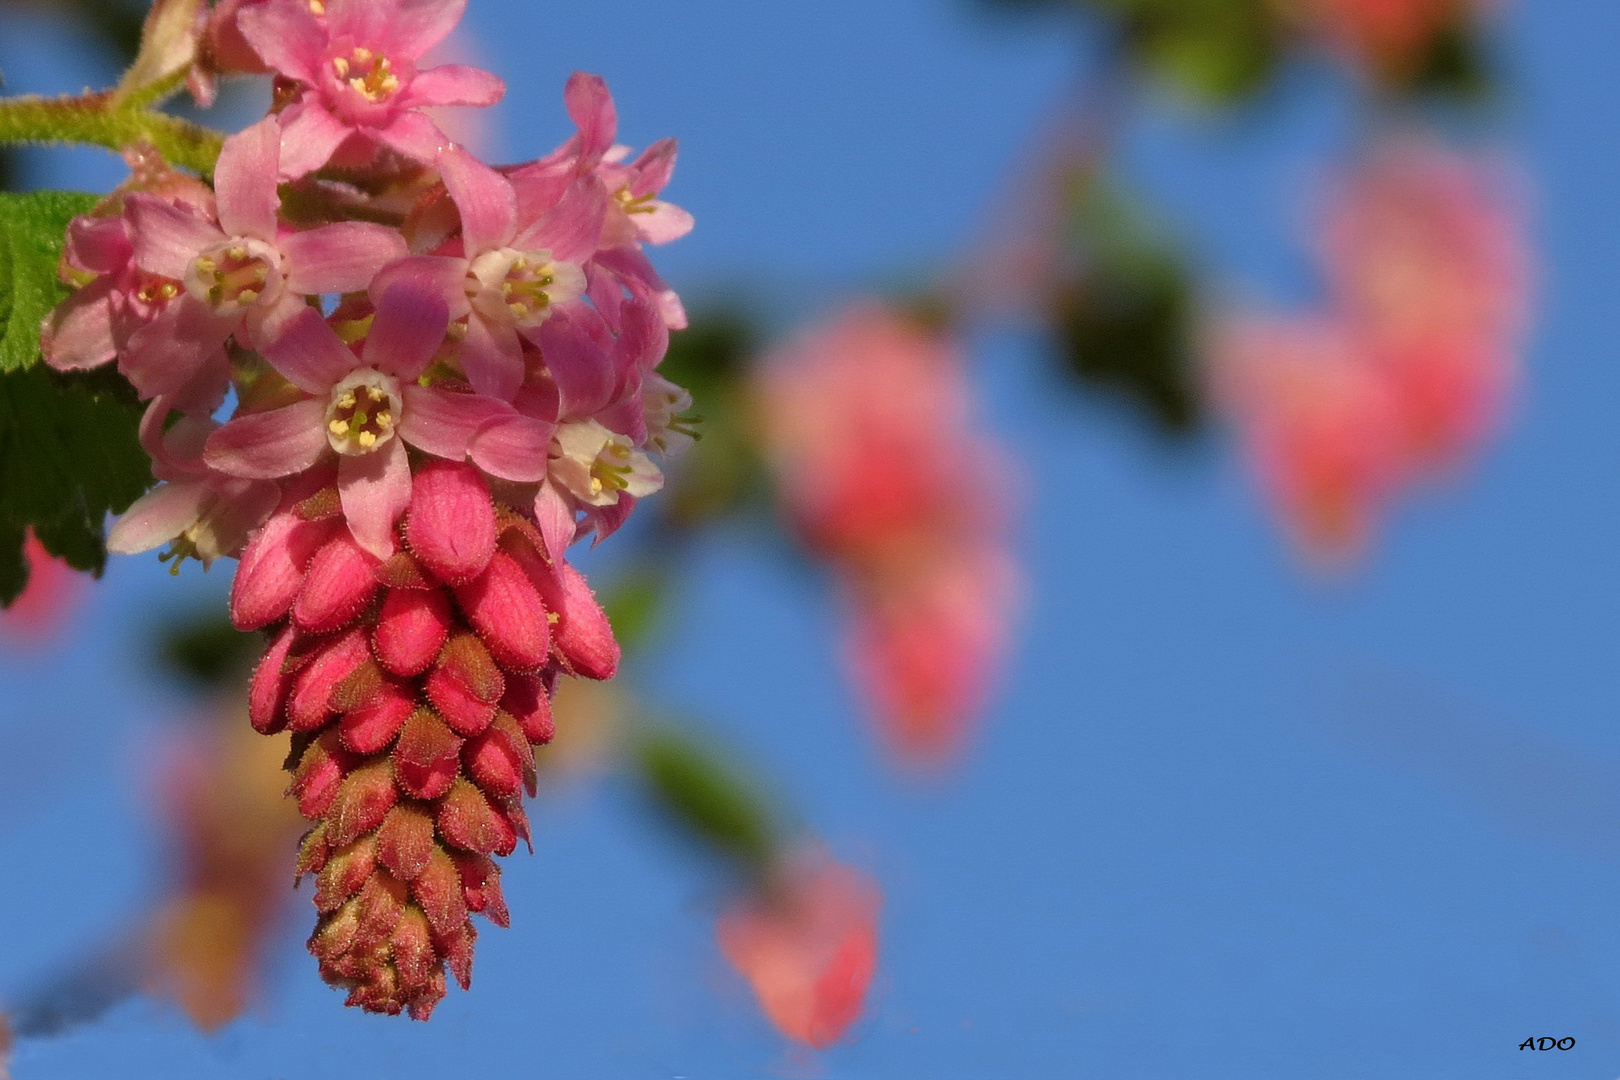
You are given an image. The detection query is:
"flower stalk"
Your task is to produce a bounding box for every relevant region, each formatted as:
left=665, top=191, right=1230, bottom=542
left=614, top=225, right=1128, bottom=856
left=0, top=93, right=225, bottom=176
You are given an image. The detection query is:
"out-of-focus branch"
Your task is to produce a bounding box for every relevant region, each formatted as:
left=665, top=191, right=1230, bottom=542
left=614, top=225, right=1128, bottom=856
left=0, top=93, right=223, bottom=175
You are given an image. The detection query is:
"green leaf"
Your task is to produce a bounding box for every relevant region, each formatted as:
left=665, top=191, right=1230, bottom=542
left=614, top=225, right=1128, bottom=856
left=634, top=727, right=781, bottom=875
left=0, top=190, right=99, bottom=373
left=0, top=365, right=151, bottom=605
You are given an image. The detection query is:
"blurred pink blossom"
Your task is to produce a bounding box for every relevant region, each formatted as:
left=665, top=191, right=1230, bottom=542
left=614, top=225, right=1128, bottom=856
left=1, top=532, right=85, bottom=647
left=760, top=305, right=1018, bottom=769
left=717, top=852, right=881, bottom=1049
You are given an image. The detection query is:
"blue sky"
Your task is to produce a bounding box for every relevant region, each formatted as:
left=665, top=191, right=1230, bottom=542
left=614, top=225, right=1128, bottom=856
left=2, top=1, right=1619, bottom=1077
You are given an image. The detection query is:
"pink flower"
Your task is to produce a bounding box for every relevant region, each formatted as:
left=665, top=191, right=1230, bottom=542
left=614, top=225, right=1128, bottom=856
left=121, top=117, right=408, bottom=404
left=237, top=0, right=504, bottom=177
left=1213, top=317, right=1406, bottom=565
left=382, top=143, right=595, bottom=400
left=759, top=305, right=1018, bottom=768
left=202, top=277, right=506, bottom=559
left=717, top=852, right=881, bottom=1049
left=109, top=398, right=281, bottom=570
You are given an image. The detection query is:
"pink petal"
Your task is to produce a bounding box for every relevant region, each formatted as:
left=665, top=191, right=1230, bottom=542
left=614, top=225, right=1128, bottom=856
left=339, top=438, right=412, bottom=559
left=127, top=195, right=223, bottom=279
left=639, top=202, right=695, bottom=246
left=325, top=0, right=398, bottom=49
left=385, top=0, right=467, bottom=57
left=507, top=160, right=571, bottom=225
left=538, top=311, right=615, bottom=418
left=277, top=101, right=355, bottom=180
left=65, top=215, right=133, bottom=275
left=438, top=146, right=517, bottom=257
left=372, top=110, right=451, bottom=164
left=215, top=117, right=282, bottom=242
left=564, top=72, right=617, bottom=166
left=261, top=305, right=361, bottom=394
left=42, top=278, right=118, bottom=371
left=236, top=0, right=324, bottom=83
left=205, top=399, right=330, bottom=479
left=514, top=176, right=606, bottom=264
left=462, top=312, right=525, bottom=401
left=372, top=255, right=470, bottom=319
left=120, top=301, right=235, bottom=400
left=366, top=278, right=450, bottom=380
left=532, top=480, right=576, bottom=564
left=281, top=221, right=409, bottom=295
left=630, top=138, right=679, bottom=196
left=468, top=415, right=552, bottom=483
left=403, top=65, right=505, bottom=109
left=398, top=385, right=512, bottom=460
left=243, top=290, right=310, bottom=354
left=106, top=480, right=211, bottom=554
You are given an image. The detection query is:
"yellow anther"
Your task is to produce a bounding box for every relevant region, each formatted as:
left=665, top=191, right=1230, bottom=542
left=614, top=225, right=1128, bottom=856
left=237, top=289, right=259, bottom=304
left=357, top=431, right=377, bottom=448
left=376, top=413, right=394, bottom=429
left=337, top=393, right=356, bottom=409
left=333, top=56, right=350, bottom=77
left=194, top=257, right=216, bottom=273
left=227, top=246, right=248, bottom=261
left=329, top=419, right=349, bottom=436
left=309, top=0, right=325, bottom=14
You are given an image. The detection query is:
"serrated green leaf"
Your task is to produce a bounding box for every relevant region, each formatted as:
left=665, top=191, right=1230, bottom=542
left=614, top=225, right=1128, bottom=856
left=0, top=190, right=99, bottom=373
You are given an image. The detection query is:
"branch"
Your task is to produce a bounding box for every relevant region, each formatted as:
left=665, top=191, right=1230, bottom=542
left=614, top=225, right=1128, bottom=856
left=0, top=93, right=224, bottom=176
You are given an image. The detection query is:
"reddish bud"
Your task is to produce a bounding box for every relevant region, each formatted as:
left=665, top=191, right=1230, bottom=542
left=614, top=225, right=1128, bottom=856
left=352, top=871, right=409, bottom=951
left=405, top=462, right=497, bottom=585
left=374, top=549, right=434, bottom=590
left=310, top=901, right=361, bottom=964
left=425, top=635, right=504, bottom=736
left=296, top=822, right=331, bottom=880
left=373, top=587, right=453, bottom=677
left=296, top=486, right=343, bottom=521
left=391, top=906, right=438, bottom=992
left=327, top=760, right=398, bottom=848
left=452, top=853, right=510, bottom=928
left=315, top=836, right=377, bottom=914
left=411, top=845, right=470, bottom=939
left=536, top=561, right=620, bottom=680
left=436, top=779, right=515, bottom=856
left=288, top=630, right=371, bottom=733
left=249, top=624, right=299, bottom=734
left=501, top=674, right=555, bottom=745
left=290, top=734, right=348, bottom=819
left=393, top=709, right=464, bottom=801
left=464, top=715, right=530, bottom=800
left=294, top=530, right=382, bottom=632
left=435, top=922, right=477, bottom=991
left=455, top=552, right=551, bottom=672
left=376, top=803, right=437, bottom=881
left=232, top=513, right=334, bottom=630
left=339, top=681, right=414, bottom=755
left=330, top=658, right=386, bottom=713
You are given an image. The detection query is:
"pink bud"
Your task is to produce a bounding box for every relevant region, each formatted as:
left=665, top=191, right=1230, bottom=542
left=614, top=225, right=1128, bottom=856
left=294, top=530, right=382, bottom=632
left=500, top=673, right=555, bottom=745
left=393, top=709, right=464, bottom=801
left=352, top=872, right=409, bottom=952
left=232, top=514, right=334, bottom=631
left=373, top=587, right=454, bottom=678
left=455, top=551, right=552, bottom=672
left=405, top=462, right=498, bottom=585
left=248, top=624, right=299, bottom=734
left=391, top=906, right=438, bottom=993
left=296, top=822, right=331, bottom=880
left=435, top=922, right=477, bottom=991
left=425, top=635, right=505, bottom=736
left=535, top=560, right=620, bottom=680
left=290, top=734, right=349, bottom=820
left=464, top=717, right=529, bottom=800
left=288, top=630, right=372, bottom=732
left=339, top=681, right=415, bottom=755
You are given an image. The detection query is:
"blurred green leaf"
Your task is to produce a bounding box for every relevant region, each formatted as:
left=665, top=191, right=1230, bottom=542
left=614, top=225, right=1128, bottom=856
left=157, top=610, right=261, bottom=689
left=0, top=190, right=96, bottom=372
left=1053, top=174, right=1204, bottom=436
left=634, top=727, right=780, bottom=875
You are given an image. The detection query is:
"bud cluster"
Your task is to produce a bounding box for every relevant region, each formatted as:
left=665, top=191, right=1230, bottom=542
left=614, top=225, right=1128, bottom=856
left=42, top=0, right=694, bottom=1016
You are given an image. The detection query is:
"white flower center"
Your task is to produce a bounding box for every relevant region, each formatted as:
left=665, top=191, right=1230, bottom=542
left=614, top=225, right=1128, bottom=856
left=332, top=47, right=401, bottom=103
left=185, top=239, right=281, bottom=312
left=325, top=369, right=403, bottom=455
left=468, top=249, right=586, bottom=328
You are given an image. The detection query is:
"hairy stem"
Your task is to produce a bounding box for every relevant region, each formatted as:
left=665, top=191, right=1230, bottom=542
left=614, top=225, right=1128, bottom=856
left=0, top=93, right=224, bottom=176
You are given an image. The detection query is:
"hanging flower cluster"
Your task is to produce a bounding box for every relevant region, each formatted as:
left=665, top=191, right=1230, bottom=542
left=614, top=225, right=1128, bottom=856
left=1214, top=138, right=1526, bottom=565
left=43, top=0, right=694, bottom=1019
left=759, top=305, right=1018, bottom=769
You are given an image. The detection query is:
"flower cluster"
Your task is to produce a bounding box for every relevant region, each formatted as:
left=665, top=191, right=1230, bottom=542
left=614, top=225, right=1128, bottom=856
left=1213, top=139, right=1526, bottom=565
left=759, top=305, right=1018, bottom=769
left=44, top=0, right=693, bottom=1018
left=717, top=850, right=881, bottom=1049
